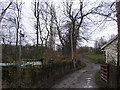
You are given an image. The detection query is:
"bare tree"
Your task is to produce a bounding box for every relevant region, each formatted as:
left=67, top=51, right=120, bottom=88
left=1, top=0, right=23, bottom=46
left=30, top=0, right=117, bottom=58
left=49, top=3, right=55, bottom=50
left=49, top=0, right=116, bottom=58
left=32, top=1, right=57, bottom=50
left=46, top=0, right=85, bottom=56
left=5, top=1, right=23, bottom=46
left=40, top=1, right=57, bottom=50
left=39, top=1, right=50, bottom=47
left=63, top=1, right=84, bottom=40
left=33, top=0, right=40, bottom=48
left=53, top=0, right=92, bottom=56
left=62, top=0, right=115, bottom=55
left=0, top=0, right=12, bottom=23
left=15, top=1, right=23, bottom=46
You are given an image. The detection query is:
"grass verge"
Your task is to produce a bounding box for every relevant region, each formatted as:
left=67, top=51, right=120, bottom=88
left=82, top=52, right=105, bottom=64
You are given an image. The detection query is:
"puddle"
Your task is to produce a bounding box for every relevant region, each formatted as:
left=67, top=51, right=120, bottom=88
left=84, top=85, right=93, bottom=88
left=82, top=70, right=87, bottom=73
left=90, top=74, right=93, bottom=77
left=84, top=77, right=93, bottom=88
left=87, top=80, right=91, bottom=82
left=86, top=78, right=91, bottom=80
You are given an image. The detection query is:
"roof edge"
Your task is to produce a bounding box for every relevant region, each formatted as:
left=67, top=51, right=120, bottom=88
left=101, top=35, right=118, bottom=49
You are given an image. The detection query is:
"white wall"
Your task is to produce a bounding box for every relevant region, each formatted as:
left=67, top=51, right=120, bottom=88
left=104, top=39, right=118, bottom=65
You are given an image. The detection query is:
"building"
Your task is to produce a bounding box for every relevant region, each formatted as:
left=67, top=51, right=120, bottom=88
left=101, top=36, right=118, bottom=66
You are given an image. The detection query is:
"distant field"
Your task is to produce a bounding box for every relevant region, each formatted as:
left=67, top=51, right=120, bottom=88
left=82, top=52, right=105, bottom=64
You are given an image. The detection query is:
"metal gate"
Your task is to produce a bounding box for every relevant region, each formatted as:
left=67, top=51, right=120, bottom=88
left=100, top=64, right=109, bottom=83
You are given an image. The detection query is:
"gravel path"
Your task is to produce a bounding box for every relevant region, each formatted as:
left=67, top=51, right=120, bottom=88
left=52, top=58, right=100, bottom=88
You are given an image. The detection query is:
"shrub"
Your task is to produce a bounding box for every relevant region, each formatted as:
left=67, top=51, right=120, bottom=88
left=2, top=60, right=85, bottom=88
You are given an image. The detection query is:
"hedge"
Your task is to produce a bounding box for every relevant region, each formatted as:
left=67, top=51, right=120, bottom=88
left=2, top=60, right=85, bottom=88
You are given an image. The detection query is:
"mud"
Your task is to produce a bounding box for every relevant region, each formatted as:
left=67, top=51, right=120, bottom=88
left=52, top=58, right=100, bottom=88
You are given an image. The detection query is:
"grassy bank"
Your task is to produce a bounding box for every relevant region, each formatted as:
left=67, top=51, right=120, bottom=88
left=82, top=52, right=105, bottom=64
left=95, top=71, right=111, bottom=88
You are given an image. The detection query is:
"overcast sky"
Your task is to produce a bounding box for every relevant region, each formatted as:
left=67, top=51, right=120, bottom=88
left=21, top=0, right=118, bottom=47
left=0, top=0, right=118, bottom=47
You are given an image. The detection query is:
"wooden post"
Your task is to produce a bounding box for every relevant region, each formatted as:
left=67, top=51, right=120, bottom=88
left=17, top=30, right=22, bottom=87
left=70, top=29, right=74, bottom=60
left=0, top=32, right=2, bottom=89
left=116, top=0, right=120, bottom=88
left=71, top=29, right=75, bottom=68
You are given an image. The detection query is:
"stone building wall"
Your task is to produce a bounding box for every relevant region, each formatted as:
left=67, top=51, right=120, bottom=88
left=104, top=39, right=118, bottom=65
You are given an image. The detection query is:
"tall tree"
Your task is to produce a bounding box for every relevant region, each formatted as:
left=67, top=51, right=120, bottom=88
left=1, top=0, right=23, bottom=46
left=32, top=1, right=57, bottom=49
left=49, top=3, right=55, bottom=50
left=14, top=1, right=23, bottom=46
left=63, top=0, right=84, bottom=55
left=0, top=0, right=12, bottom=23
left=116, top=0, right=120, bottom=88
left=40, top=1, right=56, bottom=50
left=116, top=0, right=120, bottom=66
left=30, top=0, right=117, bottom=57
left=39, top=4, right=50, bottom=47
left=94, top=37, right=107, bottom=54
left=33, top=0, right=40, bottom=48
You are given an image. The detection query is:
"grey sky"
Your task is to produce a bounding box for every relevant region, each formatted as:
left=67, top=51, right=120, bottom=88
left=21, top=0, right=118, bottom=47
left=0, top=0, right=118, bottom=47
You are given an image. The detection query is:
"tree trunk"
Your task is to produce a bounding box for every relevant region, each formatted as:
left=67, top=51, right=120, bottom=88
left=116, top=0, right=120, bottom=88
left=16, top=28, right=19, bottom=46
left=37, top=17, right=39, bottom=48
left=34, top=0, right=39, bottom=48
left=116, top=0, right=120, bottom=66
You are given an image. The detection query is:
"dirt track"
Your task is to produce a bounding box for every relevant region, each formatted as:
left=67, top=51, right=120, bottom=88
left=52, top=58, right=100, bottom=88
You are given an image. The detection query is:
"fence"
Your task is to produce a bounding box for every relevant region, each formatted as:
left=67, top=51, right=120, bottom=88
left=2, top=60, right=85, bottom=88
left=100, top=64, right=120, bottom=88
